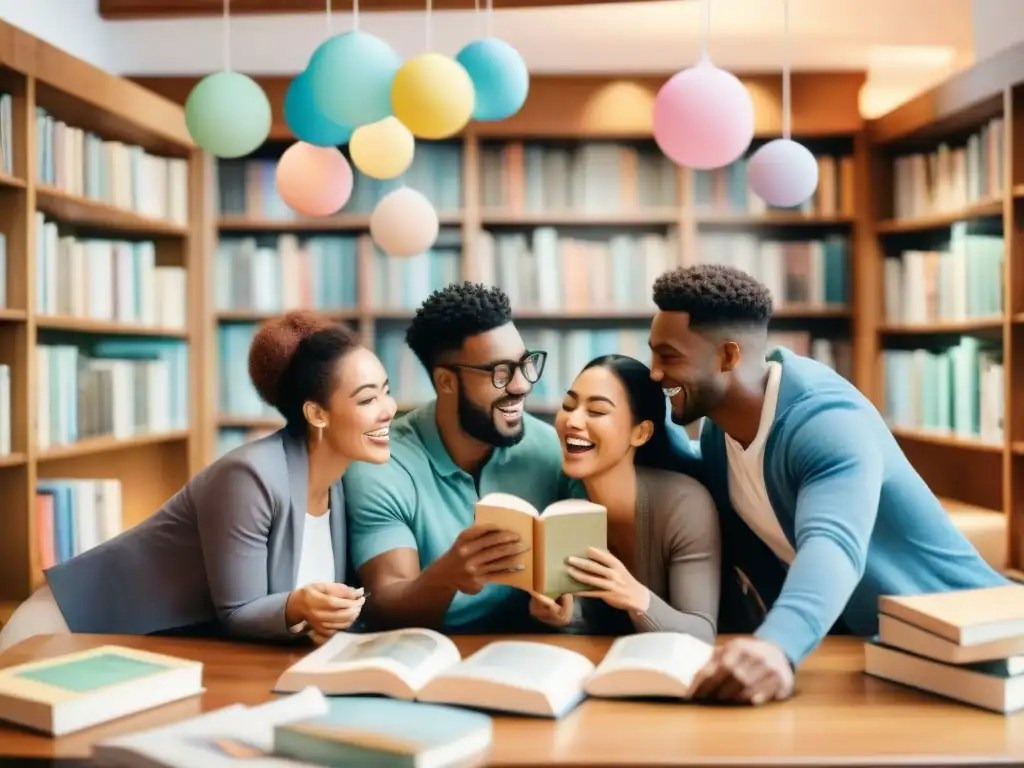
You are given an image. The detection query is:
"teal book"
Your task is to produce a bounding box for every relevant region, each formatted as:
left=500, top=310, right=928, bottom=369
left=273, top=696, right=492, bottom=768
left=0, top=644, right=204, bottom=735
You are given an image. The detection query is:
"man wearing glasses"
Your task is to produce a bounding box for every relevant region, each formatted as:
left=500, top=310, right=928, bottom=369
left=344, top=282, right=566, bottom=633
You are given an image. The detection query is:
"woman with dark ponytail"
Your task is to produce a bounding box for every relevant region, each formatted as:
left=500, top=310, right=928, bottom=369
left=1, top=311, right=397, bottom=650
left=528, top=354, right=721, bottom=643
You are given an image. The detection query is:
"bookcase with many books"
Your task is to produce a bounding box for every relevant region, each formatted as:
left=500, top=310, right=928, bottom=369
left=0, top=21, right=207, bottom=619
left=129, top=72, right=868, bottom=460
left=862, top=40, right=1024, bottom=578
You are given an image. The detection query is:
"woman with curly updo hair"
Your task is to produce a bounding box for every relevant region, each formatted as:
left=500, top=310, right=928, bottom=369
left=0, top=311, right=397, bottom=649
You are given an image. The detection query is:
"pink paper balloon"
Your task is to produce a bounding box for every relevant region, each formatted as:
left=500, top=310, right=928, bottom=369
left=276, top=142, right=354, bottom=217
left=747, top=138, right=819, bottom=208
left=653, top=60, right=755, bottom=171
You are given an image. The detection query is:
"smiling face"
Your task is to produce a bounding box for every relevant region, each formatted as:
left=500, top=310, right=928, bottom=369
left=316, top=346, right=397, bottom=463
left=447, top=322, right=542, bottom=448
left=648, top=311, right=733, bottom=425
left=554, top=365, right=652, bottom=479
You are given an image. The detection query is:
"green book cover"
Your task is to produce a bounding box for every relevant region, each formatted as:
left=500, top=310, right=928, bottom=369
left=537, top=501, right=607, bottom=597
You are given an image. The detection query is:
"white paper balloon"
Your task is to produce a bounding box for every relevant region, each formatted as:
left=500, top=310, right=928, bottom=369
left=747, top=138, right=820, bottom=208
left=370, top=187, right=439, bottom=257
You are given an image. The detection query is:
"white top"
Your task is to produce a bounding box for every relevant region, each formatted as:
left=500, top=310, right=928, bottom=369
left=724, top=361, right=796, bottom=564
left=294, top=509, right=336, bottom=588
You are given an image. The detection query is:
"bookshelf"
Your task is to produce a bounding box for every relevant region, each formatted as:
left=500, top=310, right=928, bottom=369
left=133, top=71, right=869, bottom=457
left=862, top=40, right=1024, bottom=578
left=0, top=21, right=208, bottom=620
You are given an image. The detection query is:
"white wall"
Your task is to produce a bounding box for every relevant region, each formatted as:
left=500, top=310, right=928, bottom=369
left=0, top=0, right=112, bottom=70
left=972, top=0, right=1024, bottom=62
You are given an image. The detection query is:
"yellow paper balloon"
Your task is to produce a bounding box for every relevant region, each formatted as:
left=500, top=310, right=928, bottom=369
left=391, top=53, right=475, bottom=140
left=350, top=117, right=415, bottom=180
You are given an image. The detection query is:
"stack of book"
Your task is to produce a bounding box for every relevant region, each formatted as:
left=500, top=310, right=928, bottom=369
left=863, top=584, right=1024, bottom=713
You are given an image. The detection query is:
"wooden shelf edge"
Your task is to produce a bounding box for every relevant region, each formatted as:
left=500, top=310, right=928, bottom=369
left=1007, top=569, right=1024, bottom=584
left=36, top=316, right=189, bottom=338
left=218, top=213, right=462, bottom=231
left=35, top=186, right=189, bottom=236
left=216, top=309, right=361, bottom=322
left=890, top=428, right=1003, bottom=453
left=876, top=200, right=1004, bottom=234
left=0, top=452, right=28, bottom=468
left=696, top=212, right=855, bottom=226
left=879, top=318, right=1005, bottom=334
left=37, top=430, right=190, bottom=462
left=0, top=173, right=26, bottom=190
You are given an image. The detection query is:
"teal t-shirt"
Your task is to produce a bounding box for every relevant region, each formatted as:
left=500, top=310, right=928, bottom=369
left=343, top=400, right=567, bottom=632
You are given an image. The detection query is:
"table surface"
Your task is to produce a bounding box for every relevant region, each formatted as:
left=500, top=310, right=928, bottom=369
left=0, top=633, right=1022, bottom=766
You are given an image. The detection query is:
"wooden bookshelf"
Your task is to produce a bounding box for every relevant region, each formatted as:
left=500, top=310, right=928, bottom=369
left=0, top=21, right=208, bottom=608
left=133, top=71, right=869, bottom=458
left=862, top=39, right=1024, bottom=574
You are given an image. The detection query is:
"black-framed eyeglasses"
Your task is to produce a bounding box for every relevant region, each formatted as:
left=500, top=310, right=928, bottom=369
left=445, top=350, right=547, bottom=389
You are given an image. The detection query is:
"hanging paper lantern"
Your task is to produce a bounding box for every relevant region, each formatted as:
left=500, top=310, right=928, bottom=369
left=307, top=31, right=402, bottom=129
left=391, top=53, right=475, bottom=140
left=185, top=71, right=272, bottom=158
left=350, top=117, right=415, bottom=180
left=747, top=138, right=819, bottom=208
left=652, top=59, right=754, bottom=170
left=455, top=37, right=529, bottom=122
left=370, top=187, right=439, bottom=257
left=284, top=71, right=353, bottom=147
left=276, top=142, right=354, bottom=218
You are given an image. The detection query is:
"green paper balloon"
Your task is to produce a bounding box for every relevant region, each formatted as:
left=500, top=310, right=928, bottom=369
left=185, top=71, right=272, bottom=159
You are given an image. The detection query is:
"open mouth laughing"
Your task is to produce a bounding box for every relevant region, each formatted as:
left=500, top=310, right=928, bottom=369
left=564, top=435, right=595, bottom=455
left=495, top=399, right=525, bottom=423
left=364, top=426, right=390, bottom=445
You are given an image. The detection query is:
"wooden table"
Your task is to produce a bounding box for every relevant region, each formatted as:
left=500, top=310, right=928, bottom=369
left=0, top=633, right=1022, bottom=766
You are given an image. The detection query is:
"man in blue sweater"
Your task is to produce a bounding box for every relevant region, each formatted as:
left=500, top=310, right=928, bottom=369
left=649, top=263, right=1008, bottom=706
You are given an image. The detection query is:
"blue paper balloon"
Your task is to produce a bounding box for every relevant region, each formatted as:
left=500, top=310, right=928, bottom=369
left=185, top=71, right=271, bottom=158
left=307, top=31, right=402, bottom=128
left=284, top=71, right=353, bottom=147
left=456, top=37, right=529, bottom=122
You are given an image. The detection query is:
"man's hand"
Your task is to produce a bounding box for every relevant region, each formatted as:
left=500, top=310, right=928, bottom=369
left=529, top=593, right=574, bottom=627
left=435, top=523, right=530, bottom=595
left=688, top=637, right=794, bottom=705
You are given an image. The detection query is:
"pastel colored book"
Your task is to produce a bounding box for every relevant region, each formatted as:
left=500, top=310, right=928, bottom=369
left=273, top=696, right=492, bottom=768
left=274, top=628, right=715, bottom=719
left=878, top=584, right=1024, bottom=647
left=878, top=614, right=1024, bottom=674
left=863, top=640, right=1024, bottom=714
left=0, top=645, right=203, bottom=736
left=474, top=493, right=607, bottom=597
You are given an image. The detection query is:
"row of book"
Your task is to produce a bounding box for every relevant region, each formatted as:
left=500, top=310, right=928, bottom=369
left=35, top=108, right=190, bottom=225
left=478, top=142, right=679, bottom=212
left=864, top=584, right=1023, bottom=714
left=0, top=232, right=6, bottom=308
left=0, top=93, right=12, bottom=176
left=892, top=116, right=1004, bottom=219
left=35, top=214, right=187, bottom=328
left=36, top=339, right=189, bottom=450
left=36, top=478, right=122, bottom=569
left=882, top=223, right=1004, bottom=324
left=0, top=364, right=10, bottom=456
left=693, top=152, right=854, bottom=217
left=217, top=142, right=463, bottom=219
left=882, top=339, right=1003, bottom=444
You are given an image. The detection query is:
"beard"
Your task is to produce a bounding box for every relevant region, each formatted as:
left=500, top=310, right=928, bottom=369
left=457, top=387, right=526, bottom=448
left=669, top=382, right=715, bottom=426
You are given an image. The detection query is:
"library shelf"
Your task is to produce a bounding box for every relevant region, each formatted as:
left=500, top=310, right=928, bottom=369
left=479, top=210, right=679, bottom=227
left=0, top=19, right=208, bottom=608
left=35, top=185, right=189, bottom=237
left=875, top=199, right=1004, bottom=234
left=891, top=429, right=1004, bottom=454
left=695, top=213, right=856, bottom=227
left=35, top=316, right=190, bottom=338
left=216, top=309, right=361, bottom=323
left=218, top=212, right=463, bottom=232
left=863, top=39, right=1024, bottom=573
left=0, top=172, right=25, bottom=189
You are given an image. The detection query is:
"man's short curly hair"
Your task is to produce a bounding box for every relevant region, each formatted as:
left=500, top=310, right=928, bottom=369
left=652, top=264, right=773, bottom=328
left=406, top=282, right=514, bottom=371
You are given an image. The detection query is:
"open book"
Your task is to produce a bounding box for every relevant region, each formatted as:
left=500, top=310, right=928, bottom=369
left=475, top=493, right=607, bottom=596
left=274, top=628, right=715, bottom=719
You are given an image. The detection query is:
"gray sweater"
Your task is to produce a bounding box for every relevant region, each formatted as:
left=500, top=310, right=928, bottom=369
left=576, top=466, right=721, bottom=644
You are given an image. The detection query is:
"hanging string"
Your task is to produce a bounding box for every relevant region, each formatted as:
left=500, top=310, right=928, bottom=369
left=699, top=0, right=710, bottom=63
left=222, top=0, right=232, bottom=71
left=782, top=0, right=791, bottom=138
left=425, top=0, right=433, bottom=51
left=353, top=0, right=360, bottom=31
left=325, top=0, right=332, bottom=35
left=486, top=0, right=494, bottom=38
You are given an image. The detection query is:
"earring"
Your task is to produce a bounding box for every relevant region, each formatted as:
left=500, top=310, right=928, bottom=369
left=317, top=426, right=323, bottom=442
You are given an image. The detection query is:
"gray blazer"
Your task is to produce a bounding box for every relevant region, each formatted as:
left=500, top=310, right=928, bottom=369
left=577, top=466, right=721, bottom=644
left=45, top=430, right=348, bottom=641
